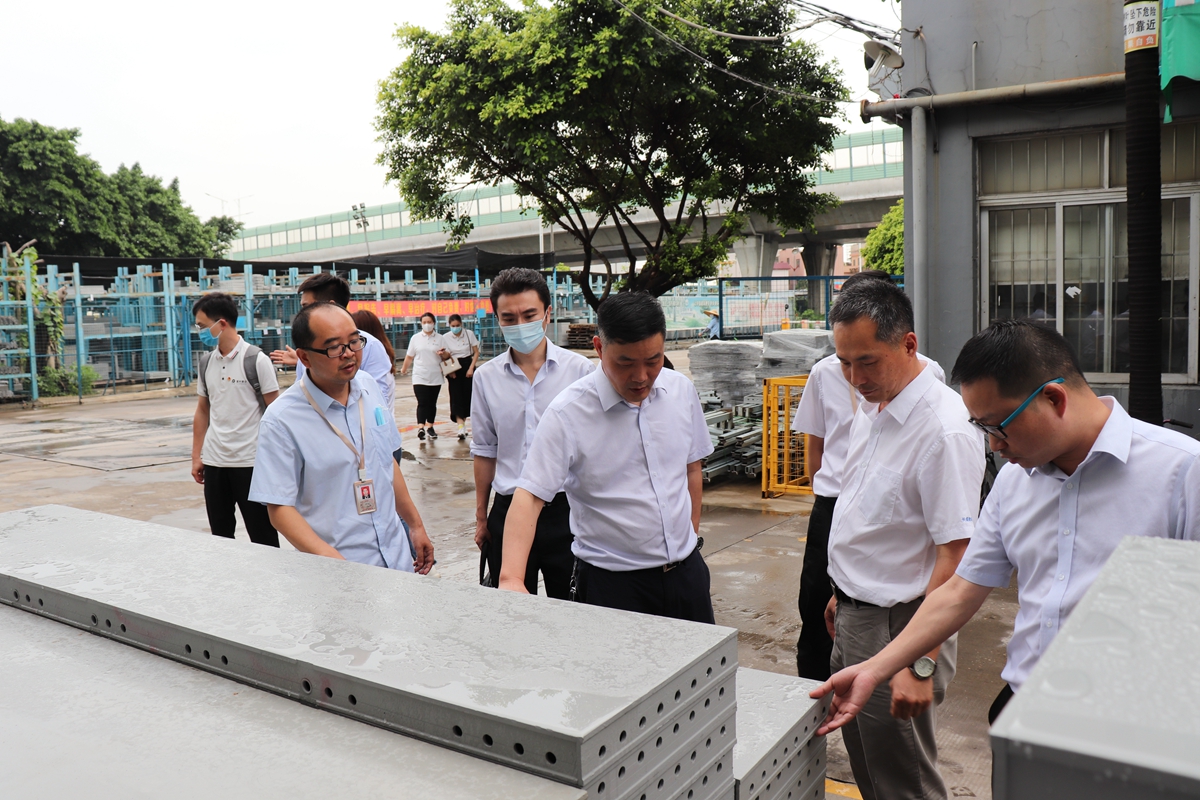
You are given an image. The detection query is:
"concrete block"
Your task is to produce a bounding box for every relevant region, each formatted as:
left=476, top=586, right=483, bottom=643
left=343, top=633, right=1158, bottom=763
left=991, top=537, right=1200, bottom=799
left=0, top=604, right=586, bottom=800
left=0, top=505, right=737, bottom=795
left=733, top=668, right=829, bottom=800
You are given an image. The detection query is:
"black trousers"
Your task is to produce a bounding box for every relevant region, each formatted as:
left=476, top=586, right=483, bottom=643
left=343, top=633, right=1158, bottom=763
left=202, top=465, right=279, bottom=547
left=413, top=383, right=441, bottom=425
left=574, top=548, right=715, bottom=624
left=486, top=492, right=575, bottom=599
left=988, top=683, right=1014, bottom=724
left=797, top=493, right=837, bottom=680
left=446, top=358, right=474, bottom=422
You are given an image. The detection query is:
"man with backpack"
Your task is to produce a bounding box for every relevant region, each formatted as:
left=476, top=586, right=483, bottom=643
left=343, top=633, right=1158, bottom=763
left=191, top=292, right=281, bottom=547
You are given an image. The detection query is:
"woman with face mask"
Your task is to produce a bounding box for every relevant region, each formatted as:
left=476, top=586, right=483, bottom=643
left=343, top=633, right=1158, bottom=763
left=400, top=312, right=451, bottom=440
left=443, top=314, right=481, bottom=440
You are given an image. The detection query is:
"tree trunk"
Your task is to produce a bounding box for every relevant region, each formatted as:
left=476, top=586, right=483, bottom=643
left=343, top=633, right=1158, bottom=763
left=1124, top=0, right=1163, bottom=425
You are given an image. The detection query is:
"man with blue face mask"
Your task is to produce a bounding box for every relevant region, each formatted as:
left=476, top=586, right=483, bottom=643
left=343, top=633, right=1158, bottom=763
left=191, top=292, right=281, bottom=547
left=470, top=268, right=594, bottom=597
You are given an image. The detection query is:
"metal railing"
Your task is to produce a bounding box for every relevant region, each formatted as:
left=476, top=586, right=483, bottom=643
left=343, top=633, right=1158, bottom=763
left=761, top=375, right=813, bottom=497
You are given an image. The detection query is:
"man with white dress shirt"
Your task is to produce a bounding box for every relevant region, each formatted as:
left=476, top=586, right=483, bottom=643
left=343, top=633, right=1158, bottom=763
left=792, top=271, right=947, bottom=680
left=812, top=320, right=1200, bottom=736
left=269, top=272, right=395, bottom=406
left=817, top=279, right=984, bottom=800
left=499, top=292, right=716, bottom=622
left=471, top=268, right=594, bottom=597
left=249, top=302, right=435, bottom=572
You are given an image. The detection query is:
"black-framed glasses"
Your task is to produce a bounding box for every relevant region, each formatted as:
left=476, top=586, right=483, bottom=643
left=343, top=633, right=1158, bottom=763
left=302, top=333, right=368, bottom=359
left=968, top=377, right=1065, bottom=440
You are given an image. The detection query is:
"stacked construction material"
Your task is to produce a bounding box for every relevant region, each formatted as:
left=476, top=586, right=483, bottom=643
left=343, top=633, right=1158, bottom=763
left=754, top=330, right=834, bottom=383
left=703, top=396, right=763, bottom=483
left=0, top=603, right=587, bottom=800
left=689, top=340, right=764, bottom=407
left=991, top=536, right=1200, bottom=799
left=734, top=669, right=829, bottom=800
left=568, top=323, right=598, bottom=349
left=0, top=506, right=738, bottom=800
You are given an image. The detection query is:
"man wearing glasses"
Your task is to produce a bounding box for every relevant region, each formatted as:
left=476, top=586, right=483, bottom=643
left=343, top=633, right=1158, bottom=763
left=249, top=302, right=435, bottom=572
left=817, top=279, right=985, bottom=800
left=811, top=320, right=1200, bottom=740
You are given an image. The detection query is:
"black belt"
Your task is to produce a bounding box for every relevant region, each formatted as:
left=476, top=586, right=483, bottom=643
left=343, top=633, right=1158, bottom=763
left=833, top=584, right=880, bottom=609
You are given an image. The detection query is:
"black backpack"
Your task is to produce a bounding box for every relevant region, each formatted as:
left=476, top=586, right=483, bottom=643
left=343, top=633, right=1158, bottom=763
left=198, top=344, right=266, bottom=411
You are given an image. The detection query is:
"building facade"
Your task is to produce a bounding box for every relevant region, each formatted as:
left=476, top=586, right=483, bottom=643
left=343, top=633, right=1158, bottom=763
left=891, top=0, right=1200, bottom=431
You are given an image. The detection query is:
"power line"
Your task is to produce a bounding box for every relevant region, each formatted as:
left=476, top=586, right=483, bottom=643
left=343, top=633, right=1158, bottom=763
left=653, top=5, right=783, bottom=42
left=609, top=0, right=847, bottom=106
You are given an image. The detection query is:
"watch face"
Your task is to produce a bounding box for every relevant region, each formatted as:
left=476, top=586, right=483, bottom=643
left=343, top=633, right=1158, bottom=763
left=912, top=657, right=936, bottom=679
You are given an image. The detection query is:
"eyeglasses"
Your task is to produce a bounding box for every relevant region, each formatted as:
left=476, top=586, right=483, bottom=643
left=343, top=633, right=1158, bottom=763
left=302, top=333, right=368, bottom=359
left=968, top=377, right=1065, bottom=440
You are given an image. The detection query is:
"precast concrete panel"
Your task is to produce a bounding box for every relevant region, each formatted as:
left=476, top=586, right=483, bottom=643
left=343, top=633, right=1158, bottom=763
left=733, top=668, right=829, bottom=800
left=0, top=604, right=587, bottom=800
left=991, top=537, right=1200, bottom=799
left=0, top=506, right=738, bottom=795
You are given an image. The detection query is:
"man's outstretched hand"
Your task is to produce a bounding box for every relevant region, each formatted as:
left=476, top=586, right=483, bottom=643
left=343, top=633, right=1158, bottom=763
left=809, top=663, right=884, bottom=735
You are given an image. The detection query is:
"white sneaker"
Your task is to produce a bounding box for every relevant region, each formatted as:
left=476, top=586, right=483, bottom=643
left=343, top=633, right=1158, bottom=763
left=457, top=423, right=467, bottom=441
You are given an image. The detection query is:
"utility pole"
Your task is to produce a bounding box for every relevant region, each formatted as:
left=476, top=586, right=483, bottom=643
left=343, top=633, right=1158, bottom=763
left=352, top=203, right=372, bottom=261
left=1123, top=0, right=1163, bottom=424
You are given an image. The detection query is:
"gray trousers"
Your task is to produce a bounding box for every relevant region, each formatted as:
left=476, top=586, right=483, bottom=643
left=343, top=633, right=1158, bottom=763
left=830, top=595, right=957, bottom=800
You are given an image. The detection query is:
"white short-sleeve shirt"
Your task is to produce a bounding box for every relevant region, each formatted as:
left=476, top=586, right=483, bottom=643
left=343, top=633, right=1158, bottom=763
left=792, top=353, right=944, bottom=498
left=469, top=342, right=595, bottom=495
left=444, top=327, right=479, bottom=359
left=516, top=368, right=715, bottom=571
left=198, top=336, right=280, bottom=468
left=827, top=364, right=986, bottom=607
left=956, top=397, right=1200, bottom=690
left=405, top=330, right=449, bottom=386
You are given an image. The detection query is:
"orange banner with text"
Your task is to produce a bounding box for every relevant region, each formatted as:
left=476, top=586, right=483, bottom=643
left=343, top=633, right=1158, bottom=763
left=348, top=298, right=493, bottom=319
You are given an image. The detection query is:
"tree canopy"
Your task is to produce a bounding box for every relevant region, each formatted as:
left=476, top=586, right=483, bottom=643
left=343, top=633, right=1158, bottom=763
left=0, top=117, right=241, bottom=258
left=377, top=0, right=846, bottom=307
left=861, top=198, right=903, bottom=276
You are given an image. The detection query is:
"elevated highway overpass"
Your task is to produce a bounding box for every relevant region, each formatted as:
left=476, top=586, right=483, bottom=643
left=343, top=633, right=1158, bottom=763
left=228, top=129, right=902, bottom=277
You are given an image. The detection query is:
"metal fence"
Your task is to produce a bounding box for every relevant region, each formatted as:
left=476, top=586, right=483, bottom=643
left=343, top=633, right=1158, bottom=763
left=716, top=274, right=904, bottom=339
left=761, top=375, right=813, bottom=497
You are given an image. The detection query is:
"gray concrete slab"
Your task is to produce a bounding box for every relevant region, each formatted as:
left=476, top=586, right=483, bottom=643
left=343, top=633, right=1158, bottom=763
left=733, top=668, right=828, bottom=800
left=991, top=537, right=1200, bottom=799
left=0, top=505, right=736, bottom=794
left=0, top=604, right=587, bottom=800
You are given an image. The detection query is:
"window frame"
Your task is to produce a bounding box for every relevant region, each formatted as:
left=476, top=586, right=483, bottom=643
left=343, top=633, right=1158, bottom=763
left=978, top=125, right=1200, bottom=384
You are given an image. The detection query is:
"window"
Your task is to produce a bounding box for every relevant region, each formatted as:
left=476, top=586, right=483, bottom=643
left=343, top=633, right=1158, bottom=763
left=271, top=231, right=286, bottom=248
left=401, top=210, right=412, bottom=226
left=332, top=221, right=350, bottom=238
left=316, top=223, right=332, bottom=240
left=367, top=215, right=383, bottom=231
left=228, top=238, right=244, bottom=254
left=479, top=196, right=501, bottom=215
left=257, top=234, right=272, bottom=250
left=982, top=126, right=1200, bottom=380
left=383, top=212, right=401, bottom=228
left=286, top=228, right=301, bottom=245
left=500, top=193, right=520, bottom=212
left=301, top=226, right=316, bottom=242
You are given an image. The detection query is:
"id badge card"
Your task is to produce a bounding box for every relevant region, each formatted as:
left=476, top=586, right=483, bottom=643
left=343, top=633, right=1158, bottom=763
left=354, top=479, right=377, bottom=515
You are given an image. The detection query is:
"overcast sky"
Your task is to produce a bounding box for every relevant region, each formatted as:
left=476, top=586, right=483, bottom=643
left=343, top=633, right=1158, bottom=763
left=3, top=0, right=902, bottom=229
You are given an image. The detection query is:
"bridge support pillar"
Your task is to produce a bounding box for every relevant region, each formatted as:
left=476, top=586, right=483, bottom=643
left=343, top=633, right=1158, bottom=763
left=731, top=234, right=780, bottom=277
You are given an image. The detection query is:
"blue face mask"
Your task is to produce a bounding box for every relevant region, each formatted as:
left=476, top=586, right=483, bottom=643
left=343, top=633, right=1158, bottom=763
left=198, top=322, right=221, bottom=348
left=501, top=317, right=547, bottom=354
left=450, top=326, right=463, bottom=336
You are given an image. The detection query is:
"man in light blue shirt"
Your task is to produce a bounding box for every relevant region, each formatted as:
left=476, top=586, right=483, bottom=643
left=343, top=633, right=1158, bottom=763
left=500, top=292, right=715, bottom=623
left=250, top=302, right=434, bottom=571
left=269, top=272, right=395, bottom=406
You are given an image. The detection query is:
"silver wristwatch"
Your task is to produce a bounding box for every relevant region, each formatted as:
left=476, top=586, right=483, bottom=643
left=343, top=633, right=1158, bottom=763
left=909, top=656, right=937, bottom=680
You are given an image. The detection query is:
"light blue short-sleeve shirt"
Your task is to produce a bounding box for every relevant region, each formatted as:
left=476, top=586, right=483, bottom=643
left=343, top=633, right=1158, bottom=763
left=249, top=373, right=412, bottom=571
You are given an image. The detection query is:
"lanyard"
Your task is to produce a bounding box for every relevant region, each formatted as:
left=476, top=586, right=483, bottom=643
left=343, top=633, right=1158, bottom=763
left=301, top=379, right=370, bottom=481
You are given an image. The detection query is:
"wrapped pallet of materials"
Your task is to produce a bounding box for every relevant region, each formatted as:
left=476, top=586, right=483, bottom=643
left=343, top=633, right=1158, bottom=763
left=755, top=329, right=835, bottom=382
left=689, top=339, right=764, bottom=406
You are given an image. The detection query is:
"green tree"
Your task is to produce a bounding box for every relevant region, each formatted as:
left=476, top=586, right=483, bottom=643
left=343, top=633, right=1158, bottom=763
left=861, top=198, right=903, bottom=275
left=377, top=0, right=846, bottom=307
left=0, top=117, right=240, bottom=258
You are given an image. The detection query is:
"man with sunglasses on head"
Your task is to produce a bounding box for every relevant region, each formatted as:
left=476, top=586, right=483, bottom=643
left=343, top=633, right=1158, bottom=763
left=811, top=320, right=1200, bottom=740
left=249, top=302, right=435, bottom=573
left=191, top=292, right=281, bottom=547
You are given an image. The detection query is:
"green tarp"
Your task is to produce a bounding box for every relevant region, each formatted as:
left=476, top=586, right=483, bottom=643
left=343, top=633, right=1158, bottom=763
left=1162, top=0, right=1200, bottom=122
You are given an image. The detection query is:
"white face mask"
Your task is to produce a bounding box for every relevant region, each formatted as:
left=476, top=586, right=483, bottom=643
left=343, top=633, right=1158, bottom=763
left=422, top=322, right=435, bottom=333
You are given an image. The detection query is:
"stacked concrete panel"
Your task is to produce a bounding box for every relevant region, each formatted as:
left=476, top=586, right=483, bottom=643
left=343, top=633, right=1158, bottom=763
left=733, top=669, right=829, bottom=800
left=0, top=603, right=587, bottom=800
left=991, top=537, right=1200, bottom=800
left=0, top=506, right=737, bottom=800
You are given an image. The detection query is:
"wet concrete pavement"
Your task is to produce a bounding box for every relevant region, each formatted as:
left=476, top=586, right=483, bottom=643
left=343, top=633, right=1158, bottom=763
left=0, top=352, right=1016, bottom=799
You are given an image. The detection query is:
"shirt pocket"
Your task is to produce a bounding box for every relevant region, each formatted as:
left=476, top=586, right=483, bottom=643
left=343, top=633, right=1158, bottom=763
left=857, top=464, right=903, bottom=526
